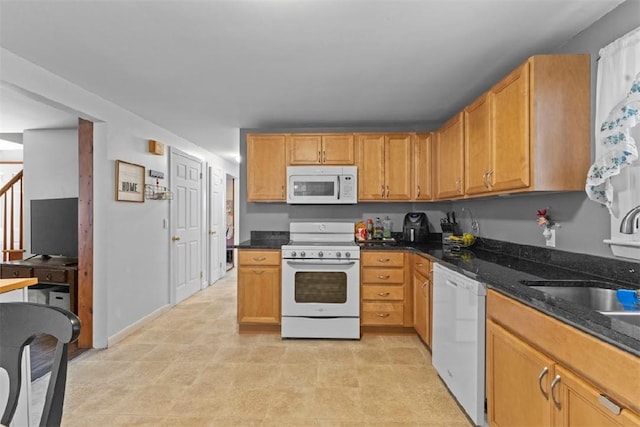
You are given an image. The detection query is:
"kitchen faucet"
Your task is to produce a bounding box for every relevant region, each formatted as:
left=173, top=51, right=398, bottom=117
left=620, top=205, right=640, bottom=234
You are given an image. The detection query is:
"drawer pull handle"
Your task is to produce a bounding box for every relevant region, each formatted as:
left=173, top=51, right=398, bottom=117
left=376, top=313, right=390, bottom=318
left=377, top=292, right=390, bottom=297
left=550, top=375, right=561, bottom=409
left=538, top=367, right=549, bottom=399
left=12, top=271, right=18, bottom=277
left=252, top=270, right=265, bottom=275
left=377, top=275, right=390, bottom=280
left=46, top=274, right=52, bottom=281
left=377, top=258, right=390, bottom=263
left=252, top=257, right=266, bottom=262
left=416, top=263, right=423, bottom=267
left=597, top=394, right=621, bottom=415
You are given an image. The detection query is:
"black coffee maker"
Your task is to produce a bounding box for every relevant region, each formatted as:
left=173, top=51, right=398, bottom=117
left=403, top=212, right=429, bottom=243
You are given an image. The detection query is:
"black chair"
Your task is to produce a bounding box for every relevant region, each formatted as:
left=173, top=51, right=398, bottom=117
left=1, top=302, right=81, bottom=426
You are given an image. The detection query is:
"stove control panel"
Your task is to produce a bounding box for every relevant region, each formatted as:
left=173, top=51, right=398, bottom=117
left=282, top=249, right=359, bottom=259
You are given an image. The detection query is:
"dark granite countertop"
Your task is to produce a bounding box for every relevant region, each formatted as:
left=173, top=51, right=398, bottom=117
left=236, top=233, right=640, bottom=356
left=366, top=240, right=640, bottom=357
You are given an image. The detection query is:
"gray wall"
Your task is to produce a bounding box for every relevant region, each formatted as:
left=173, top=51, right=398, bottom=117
left=239, top=0, right=640, bottom=259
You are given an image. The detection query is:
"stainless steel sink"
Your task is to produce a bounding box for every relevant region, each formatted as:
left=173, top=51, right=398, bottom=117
left=602, top=312, right=640, bottom=327
left=522, top=281, right=640, bottom=328
left=528, top=286, right=625, bottom=312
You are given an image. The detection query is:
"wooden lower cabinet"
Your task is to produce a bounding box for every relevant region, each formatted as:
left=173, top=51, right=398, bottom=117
left=487, top=319, right=555, bottom=427
left=553, top=366, right=640, bottom=427
left=487, top=290, right=640, bottom=426
left=412, top=254, right=431, bottom=347
left=237, top=250, right=280, bottom=326
left=361, top=251, right=412, bottom=327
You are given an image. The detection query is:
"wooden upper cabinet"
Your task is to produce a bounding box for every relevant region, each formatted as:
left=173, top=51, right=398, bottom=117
left=246, top=134, right=287, bottom=201
left=357, top=134, right=386, bottom=200
left=357, top=133, right=412, bottom=201
left=385, top=134, right=413, bottom=200
left=434, top=113, right=465, bottom=199
left=413, top=133, right=433, bottom=200
left=464, top=93, right=493, bottom=195
left=321, top=134, right=355, bottom=164
left=491, top=61, right=530, bottom=192
left=287, top=133, right=355, bottom=165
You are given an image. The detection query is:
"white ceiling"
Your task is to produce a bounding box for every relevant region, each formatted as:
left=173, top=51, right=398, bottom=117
left=0, top=0, right=625, bottom=161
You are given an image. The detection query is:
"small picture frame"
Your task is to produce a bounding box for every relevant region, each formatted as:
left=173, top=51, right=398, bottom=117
left=115, top=160, right=145, bottom=202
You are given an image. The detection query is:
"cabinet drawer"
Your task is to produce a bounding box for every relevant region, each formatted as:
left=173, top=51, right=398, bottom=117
left=361, top=268, right=404, bottom=284
left=362, top=302, right=404, bottom=325
left=1, top=266, right=33, bottom=279
left=362, top=285, right=404, bottom=301
left=361, top=252, right=404, bottom=267
left=34, top=269, right=68, bottom=283
left=238, top=250, right=280, bottom=266
left=413, top=256, right=431, bottom=277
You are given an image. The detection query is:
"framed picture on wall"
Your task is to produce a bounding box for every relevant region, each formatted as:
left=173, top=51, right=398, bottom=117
left=115, top=160, right=145, bottom=202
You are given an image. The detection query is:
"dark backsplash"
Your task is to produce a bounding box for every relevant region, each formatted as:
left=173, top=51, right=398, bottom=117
left=475, top=237, right=640, bottom=287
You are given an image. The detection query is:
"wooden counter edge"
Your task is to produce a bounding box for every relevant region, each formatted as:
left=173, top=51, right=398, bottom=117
left=0, top=278, right=38, bottom=294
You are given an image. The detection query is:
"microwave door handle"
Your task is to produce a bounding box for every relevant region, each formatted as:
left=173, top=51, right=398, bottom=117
left=337, top=177, right=341, bottom=200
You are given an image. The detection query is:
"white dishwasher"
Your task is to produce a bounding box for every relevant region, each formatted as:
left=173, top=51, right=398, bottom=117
left=432, top=263, right=486, bottom=426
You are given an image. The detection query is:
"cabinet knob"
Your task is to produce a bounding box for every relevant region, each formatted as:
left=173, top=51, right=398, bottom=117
left=46, top=274, right=52, bottom=281
left=12, top=271, right=18, bottom=277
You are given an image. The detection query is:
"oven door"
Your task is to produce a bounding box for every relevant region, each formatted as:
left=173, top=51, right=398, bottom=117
left=281, top=258, right=360, bottom=317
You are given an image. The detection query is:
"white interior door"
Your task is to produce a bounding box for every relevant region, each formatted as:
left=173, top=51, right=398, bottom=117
left=170, top=148, right=203, bottom=303
left=208, top=166, right=223, bottom=284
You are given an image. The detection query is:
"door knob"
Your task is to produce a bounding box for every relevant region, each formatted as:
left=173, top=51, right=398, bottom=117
left=171, top=236, right=180, bottom=241
left=209, top=230, right=217, bottom=235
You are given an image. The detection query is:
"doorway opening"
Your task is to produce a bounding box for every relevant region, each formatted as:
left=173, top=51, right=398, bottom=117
left=226, top=175, right=235, bottom=271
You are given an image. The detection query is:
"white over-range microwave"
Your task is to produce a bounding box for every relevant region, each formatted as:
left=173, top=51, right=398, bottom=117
left=287, top=166, right=358, bottom=204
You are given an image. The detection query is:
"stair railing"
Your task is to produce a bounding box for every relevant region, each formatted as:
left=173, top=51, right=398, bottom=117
left=0, top=171, right=24, bottom=261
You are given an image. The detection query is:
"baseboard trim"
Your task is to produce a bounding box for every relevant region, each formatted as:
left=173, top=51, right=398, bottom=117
left=107, top=304, right=171, bottom=347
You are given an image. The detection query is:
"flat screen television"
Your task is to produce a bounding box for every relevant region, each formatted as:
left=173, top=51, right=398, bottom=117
left=30, top=197, right=78, bottom=259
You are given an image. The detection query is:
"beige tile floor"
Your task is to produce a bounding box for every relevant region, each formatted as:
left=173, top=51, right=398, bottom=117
left=38, top=269, right=470, bottom=426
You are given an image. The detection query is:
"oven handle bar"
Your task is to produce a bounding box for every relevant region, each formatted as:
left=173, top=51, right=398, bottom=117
left=284, top=260, right=357, bottom=266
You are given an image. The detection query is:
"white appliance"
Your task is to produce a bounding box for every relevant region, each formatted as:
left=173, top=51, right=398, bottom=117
left=281, top=222, right=360, bottom=339
left=432, top=263, right=486, bottom=426
left=287, top=166, right=357, bottom=204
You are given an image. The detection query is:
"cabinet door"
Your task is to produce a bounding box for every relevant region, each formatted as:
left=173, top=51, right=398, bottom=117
left=385, top=134, right=413, bottom=200
left=287, top=134, right=322, bottom=165
left=412, top=255, right=431, bottom=346
left=487, top=319, right=554, bottom=427
left=465, top=93, right=493, bottom=195
left=322, top=134, right=355, bottom=165
left=491, top=62, right=530, bottom=192
left=552, top=365, right=640, bottom=427
left=247, top=134, right=287, bottom=201
left=434, top=112, right=464, bottom=199
left=413, top=133, right=433, bottom=200
left=413, top=270, right=429, bottom=345
left=357, top=134, right=386, bottom=200
left=237, top=266, right=281, bottom=324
